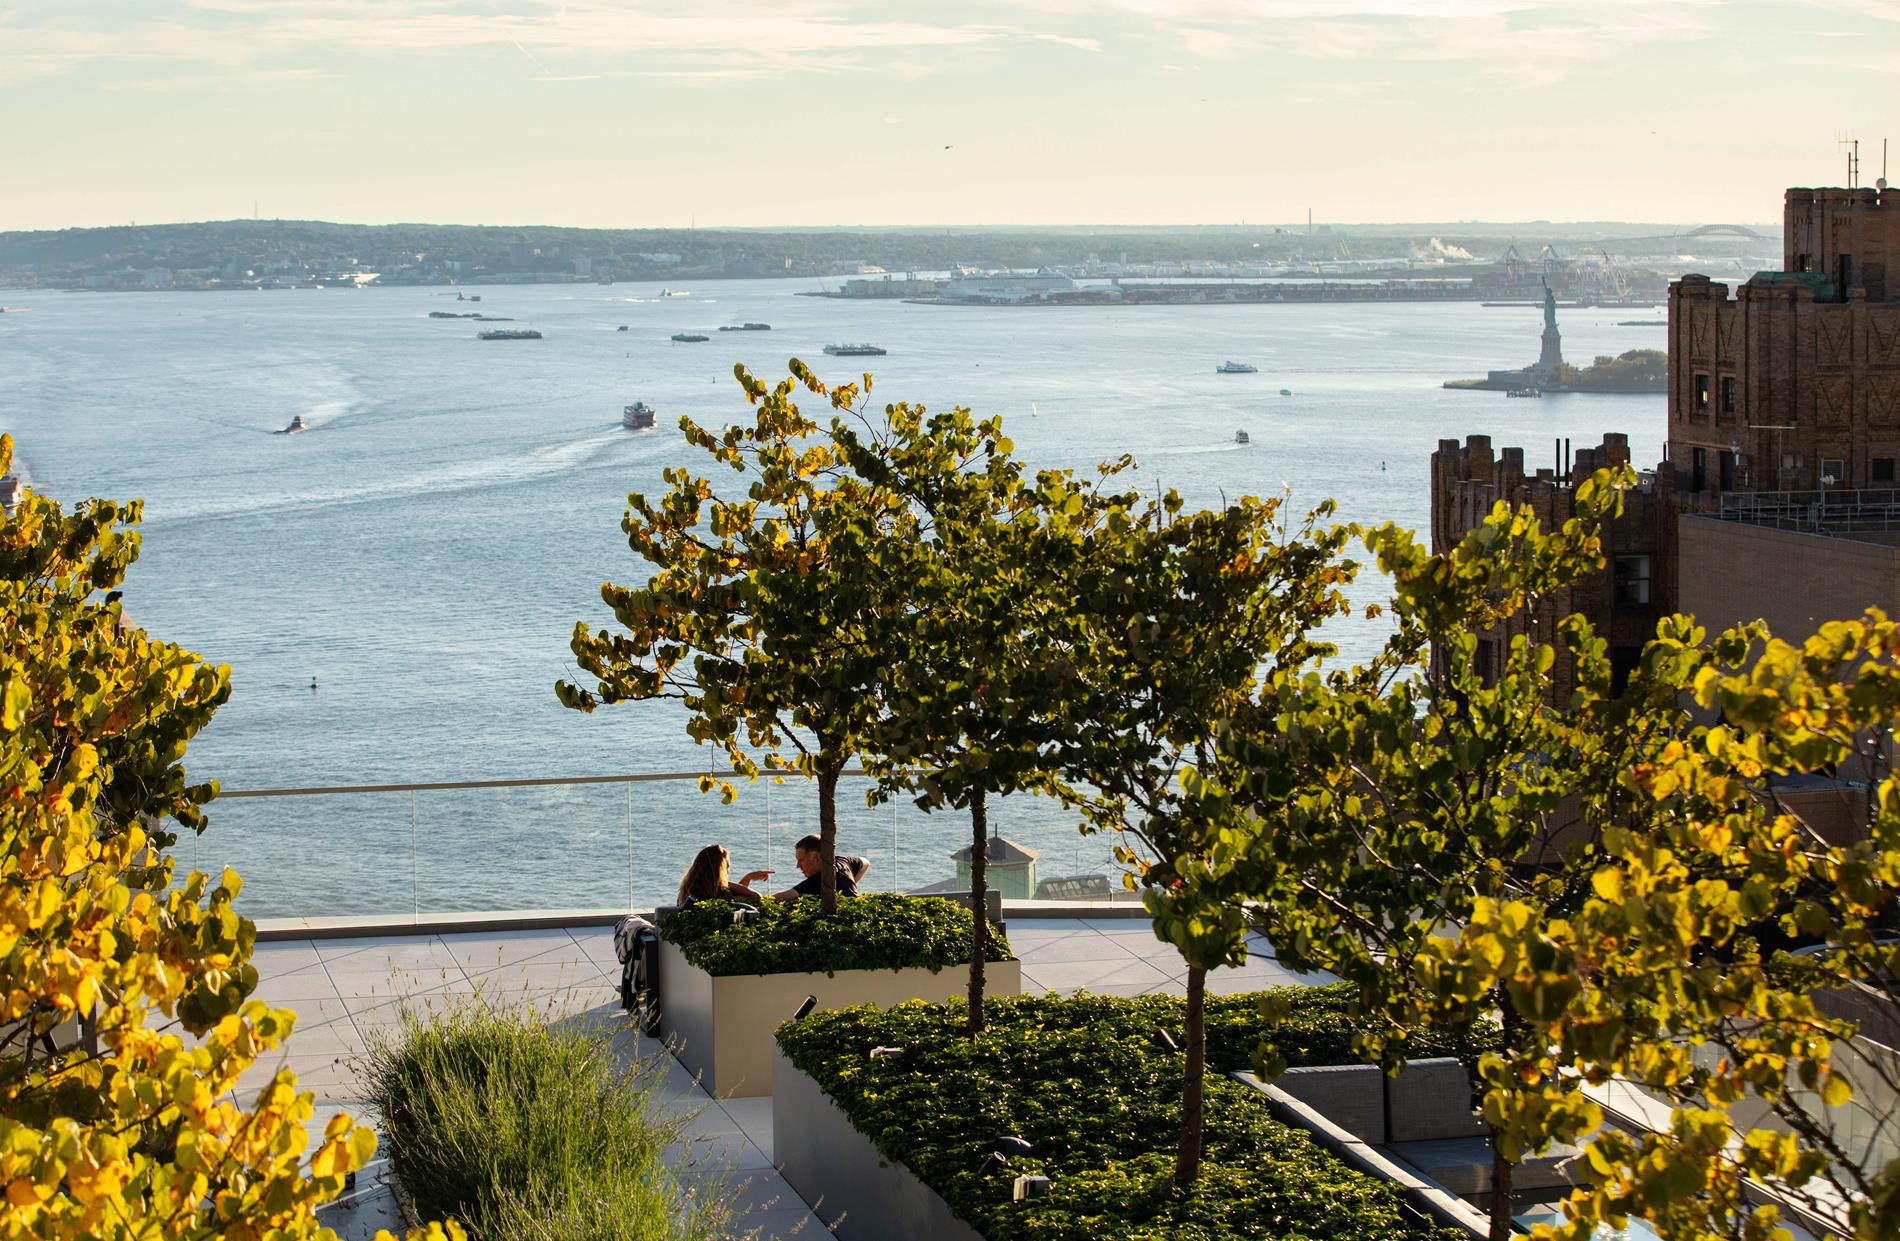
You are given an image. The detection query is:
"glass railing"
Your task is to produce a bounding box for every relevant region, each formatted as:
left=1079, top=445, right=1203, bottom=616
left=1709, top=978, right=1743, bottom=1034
left=204, top=772, right=1145, bottom=920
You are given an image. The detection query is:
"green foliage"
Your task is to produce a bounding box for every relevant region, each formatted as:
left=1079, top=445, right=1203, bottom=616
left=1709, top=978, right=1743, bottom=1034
left=0, top=433, right=446, bottom=1241
left=561, top=362, right=925, bottom=911
left=657, top=894, right=1013, bottom=977
left=775, top=994, right=1467, bottom=1241
left=360, top=1000, right=725, bottom=1241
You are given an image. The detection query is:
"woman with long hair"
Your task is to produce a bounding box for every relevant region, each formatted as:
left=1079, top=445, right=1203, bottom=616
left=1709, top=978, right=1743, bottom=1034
left=676, top=844, right=772, bottom=906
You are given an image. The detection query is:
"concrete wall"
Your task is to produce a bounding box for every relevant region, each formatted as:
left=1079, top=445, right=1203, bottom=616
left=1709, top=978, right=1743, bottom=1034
left=1677, top=515, right=1900, bottom=642
left=658, top=940, right=1022, bottom=1097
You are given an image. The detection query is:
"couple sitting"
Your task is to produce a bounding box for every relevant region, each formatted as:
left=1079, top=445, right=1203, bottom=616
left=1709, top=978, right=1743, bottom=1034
left=676, top=834, right=871, bottom=906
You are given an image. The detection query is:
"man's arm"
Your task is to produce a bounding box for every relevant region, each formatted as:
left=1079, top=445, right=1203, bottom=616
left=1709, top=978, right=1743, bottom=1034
left=843, top=855, right=871, bottom=882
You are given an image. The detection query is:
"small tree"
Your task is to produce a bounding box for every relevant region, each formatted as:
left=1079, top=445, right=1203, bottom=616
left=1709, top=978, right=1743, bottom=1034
left=1207, top=475, right=1892, bottom=1239
left=841, top=400, right=1118, bottom=1033
left=0, top=436, right=452, bottom=1241
left=1055, top=489, right=1355, bottom=1186
left=562, top=363, right=920, bottom=913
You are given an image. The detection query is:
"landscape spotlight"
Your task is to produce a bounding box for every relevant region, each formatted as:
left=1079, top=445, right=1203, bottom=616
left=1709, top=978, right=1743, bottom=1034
left=869, top=1046, right=904, bottom=1062
left=791, top=994, right=818, bottom=1021
left=979, top=1152, right=1008, bottom=1177
left=731, top=906, right=759, bottom=926
left=1151, top=1028, right=1181, bottom=1054
left=994, top=1136, right=1034, bottom=1159
left=1013, top=1175, right=1053, bottom=1202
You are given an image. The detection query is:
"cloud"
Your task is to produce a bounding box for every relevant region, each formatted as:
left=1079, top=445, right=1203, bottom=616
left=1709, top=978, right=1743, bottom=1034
left=0, top=1, right=1104, bottom=89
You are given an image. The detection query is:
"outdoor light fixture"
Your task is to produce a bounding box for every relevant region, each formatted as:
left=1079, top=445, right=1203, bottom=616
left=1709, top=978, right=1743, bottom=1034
left=869, top=1046, right=904, bottom=1062
left=1013, top=1175, right=1053, bottom=1202
left=791, top=994, right=818, bottom=1021
left=731, top=906, right=759, bottom=926
left=979, top=1136, right=1034, bottom=1176
left=1151, top=1028, right=1181, bottom=1054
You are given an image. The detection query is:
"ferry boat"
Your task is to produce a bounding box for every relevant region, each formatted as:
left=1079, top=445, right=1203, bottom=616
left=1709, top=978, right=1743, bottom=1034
left=276, top=415, right=309, bottom=435
left=1234, top=430, right=1251, bottom=445
left=0, top=475, right=22, bottom=508
left=1217, top=361, right=1257, bottom=374
left=719, top=323, right=772, bottom=332
left=671, top=332, right=710, bottom=343
left=623, top=402, right=657, bottom=430
left=824, top=343, right=887, bottom=356
left=479, top=329, right=542, bottom=341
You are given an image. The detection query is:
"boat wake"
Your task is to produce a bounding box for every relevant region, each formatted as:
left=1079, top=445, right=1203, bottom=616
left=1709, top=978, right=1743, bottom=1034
left=146, top=428, right=658, bottom=528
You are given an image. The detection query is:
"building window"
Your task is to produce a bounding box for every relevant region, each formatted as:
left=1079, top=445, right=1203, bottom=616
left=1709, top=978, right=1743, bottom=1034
left=1614, top=556, right=1652, bottom=606
left=1694, top=374, right=1711, bottom=413
left=1822, top=458, right=1844, bottom=486
left=1874, top=458, right=1895, bottom=484
left=1782, top=451, right=1805, bottom=480
left=1720, top=376, right=1736, bottom=414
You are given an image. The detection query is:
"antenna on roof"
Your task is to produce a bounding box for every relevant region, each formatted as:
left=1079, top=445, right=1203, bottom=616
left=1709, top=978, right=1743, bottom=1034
left=1880, top=139, right=1889, bottom=192
left=1839, top=132, right=1861, bottom=188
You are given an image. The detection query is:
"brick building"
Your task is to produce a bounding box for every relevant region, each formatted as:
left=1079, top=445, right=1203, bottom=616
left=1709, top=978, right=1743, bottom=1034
left=1667, top=186, right=1900, bottom=493
left=1431, top=182, right=1900, bottom=695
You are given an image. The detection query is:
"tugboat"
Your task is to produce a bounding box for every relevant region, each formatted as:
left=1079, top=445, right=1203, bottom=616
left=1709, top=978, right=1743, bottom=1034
left=276, top=415, right=309, bottom=435
left=670, top=332, right=710, bottom=343
left=623, top=402, right=657, bottom=430
left=479, top=329, right=542, bottom=340
left=823, top=343, right=887, bottom=356
left=719, top=322, right=772, bottom=332
left=1217, top=361, right=1258, bottom=374
left=1234, top=430, right=1251, bottom=445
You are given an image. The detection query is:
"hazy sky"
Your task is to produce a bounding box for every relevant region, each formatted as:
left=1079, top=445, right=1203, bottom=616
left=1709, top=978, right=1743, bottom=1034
left=4, top=0, right=1895, bottom=230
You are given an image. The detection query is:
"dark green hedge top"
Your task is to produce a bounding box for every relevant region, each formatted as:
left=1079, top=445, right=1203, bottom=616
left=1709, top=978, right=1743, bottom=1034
left=776, top=990, right=1476, bottom=1241
left=657, top=893, right=1015, bottom=978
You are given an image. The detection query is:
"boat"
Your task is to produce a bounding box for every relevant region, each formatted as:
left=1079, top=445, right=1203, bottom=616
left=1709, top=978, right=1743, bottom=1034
left=719, top=323, right=772, bottom=332
left=1235, top=430, right=1251, bottom=445
left=661, top=288, right=688, bottom=297
left=479, top=329, right=542, bottom=341
left=617, top=325, right=630, bottom=332
left=824, top=343, right=887, bottom=356
left=1279, top=388, right=1292, bottom=397
left=0, top=475, right=22, bottom=507
left=1217, top=361, right=1258, bottom=374
left=1507, top=387, right=1542, bottom=398
left=623, top=402, right=657, bottom=430
left=429, top=311, right=479, bottom=319
left=455, top=293, right=482, bottom=302
left=275, top=415, right=309, bottom=435
left=671, top=332, right=710, bottom=343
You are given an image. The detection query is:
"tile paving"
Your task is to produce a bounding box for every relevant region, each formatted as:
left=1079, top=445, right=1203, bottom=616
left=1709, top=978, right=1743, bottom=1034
left=267, top=917, right=1329, bottom=1239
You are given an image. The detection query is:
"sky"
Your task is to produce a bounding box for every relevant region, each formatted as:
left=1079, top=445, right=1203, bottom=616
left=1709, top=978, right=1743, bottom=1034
left=2, top=0, right=1896, bottom=231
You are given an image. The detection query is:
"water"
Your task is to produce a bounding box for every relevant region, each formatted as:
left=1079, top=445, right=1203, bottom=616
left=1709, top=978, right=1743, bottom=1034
left=0, top=280, right=1665, bottom=915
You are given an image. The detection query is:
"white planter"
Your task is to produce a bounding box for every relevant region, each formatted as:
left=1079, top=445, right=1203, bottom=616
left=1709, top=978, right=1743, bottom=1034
left=772, top=1042, right=986, bottom=1241
left=657, top=939, right=1022, bottom=1098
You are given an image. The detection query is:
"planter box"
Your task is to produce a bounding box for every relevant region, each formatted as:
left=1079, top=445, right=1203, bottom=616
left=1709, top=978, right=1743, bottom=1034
left=773, top=1041, right=984, bottom=1241
left=657, top=939, right=1021, bottom=1098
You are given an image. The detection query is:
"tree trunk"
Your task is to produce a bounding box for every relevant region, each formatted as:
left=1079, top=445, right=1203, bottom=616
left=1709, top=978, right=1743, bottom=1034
left=1176, top=963, right=1207, bottom=1187
left=817, top=763, right=840, bottom=916
left=1487, top=1140, right=1514, bottom=1241
left=967, top=786, right=988, bottom=1036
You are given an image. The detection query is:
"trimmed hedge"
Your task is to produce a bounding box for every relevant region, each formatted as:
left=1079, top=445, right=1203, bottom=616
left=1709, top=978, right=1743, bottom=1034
left=776, top=991, right=1475, bottom=1241
left=657, top=892, right=1014, bottom=977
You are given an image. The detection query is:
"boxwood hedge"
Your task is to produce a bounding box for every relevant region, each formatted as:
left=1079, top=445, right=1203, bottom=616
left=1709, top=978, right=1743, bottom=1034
left=776, top=991, right=1478, bottom=1241
left=657, top=892, right=1014, bottom=977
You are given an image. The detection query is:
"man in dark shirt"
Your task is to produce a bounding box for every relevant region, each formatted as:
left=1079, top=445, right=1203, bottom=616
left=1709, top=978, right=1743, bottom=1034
left=775, top=834, right=870, bottom=900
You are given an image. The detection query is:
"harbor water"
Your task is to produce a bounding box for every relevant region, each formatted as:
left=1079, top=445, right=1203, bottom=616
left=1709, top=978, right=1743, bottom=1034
left=0, top=279, right=1666, bottom=915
